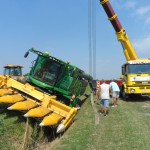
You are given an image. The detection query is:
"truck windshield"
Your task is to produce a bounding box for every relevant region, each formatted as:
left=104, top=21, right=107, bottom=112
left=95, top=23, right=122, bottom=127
left=128, top=64, right=150, bottom=74
left=33, top=56, right=61, bottom=85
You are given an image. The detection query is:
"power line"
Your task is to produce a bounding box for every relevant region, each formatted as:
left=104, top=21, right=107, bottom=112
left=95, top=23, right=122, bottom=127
left=88, top=0, right=92, bottom=77
left=88, top=0, right=96, bottom=79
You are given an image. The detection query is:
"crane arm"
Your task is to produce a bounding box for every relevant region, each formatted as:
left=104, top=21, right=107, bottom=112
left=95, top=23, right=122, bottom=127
left=100, top=0, right=138, bottom=61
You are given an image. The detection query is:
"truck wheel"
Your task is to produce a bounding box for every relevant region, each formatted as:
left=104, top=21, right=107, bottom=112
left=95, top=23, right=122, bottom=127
left=122, top=89, right=129, bottom=101
left=122, top=91, right=126, bottom=100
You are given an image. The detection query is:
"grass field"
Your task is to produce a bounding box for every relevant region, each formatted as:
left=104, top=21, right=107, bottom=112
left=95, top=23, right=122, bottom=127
left=0, top=106, right=26, bottom=150
left=1, top=94, right=150, bottom=150
left=50, top=96, right=150, bottom=150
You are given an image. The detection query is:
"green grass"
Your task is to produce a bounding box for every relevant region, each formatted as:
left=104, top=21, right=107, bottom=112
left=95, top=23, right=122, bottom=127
left=0, top=109, right=26, bottom=150
left=0, top=108, right=48, bottom=150
left=1, top=90, right=150, bottom=150
left=51, top=97, right=150, bottom=150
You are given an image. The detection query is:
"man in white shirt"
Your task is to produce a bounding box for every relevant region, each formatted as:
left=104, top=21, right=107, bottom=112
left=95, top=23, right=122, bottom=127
left=97, top=80, right=111, bottom=116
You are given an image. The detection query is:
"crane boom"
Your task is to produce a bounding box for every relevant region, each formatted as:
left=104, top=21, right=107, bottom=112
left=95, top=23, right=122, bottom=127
left=100, top=0, right=138, bottom=61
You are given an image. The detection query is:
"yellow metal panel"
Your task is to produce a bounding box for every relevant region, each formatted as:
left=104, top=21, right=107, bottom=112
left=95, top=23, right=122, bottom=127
left=8, top=98, right=39, bottom=110
left=40, top=113, right=63, bottom=126
left=116, top=29, right=138, bottom=60
left=0, top=89, right=13, bottom=96
left=0, top=75, right=7, bottom=88
left=6, top=78, right=45, bottom=100
left=57, top=107, right=77, bottom=133
left=0, top=94, right=24, bottom=103
left=24, top=106, right=51, bottom=118
left=48, top=99, right=71, bottom=117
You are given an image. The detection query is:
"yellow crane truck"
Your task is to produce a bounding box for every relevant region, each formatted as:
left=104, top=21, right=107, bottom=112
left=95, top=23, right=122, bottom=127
left=100, top=0, right=150, bottom=99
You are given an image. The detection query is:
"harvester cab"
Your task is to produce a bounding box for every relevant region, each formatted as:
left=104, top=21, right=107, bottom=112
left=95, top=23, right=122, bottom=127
left=24, top=48, right=93, bottom=107
left=3, top=64, right=23, bottom=77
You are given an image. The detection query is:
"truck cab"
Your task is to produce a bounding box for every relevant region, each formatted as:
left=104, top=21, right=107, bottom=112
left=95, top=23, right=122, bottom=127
left=3, top=64, right=23, bottom=77
left=121, top=59, right=150, bottom=98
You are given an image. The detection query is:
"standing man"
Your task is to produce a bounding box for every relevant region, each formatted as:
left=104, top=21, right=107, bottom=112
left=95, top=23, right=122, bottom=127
left=109, top=80, right=120, bottom=107
left=97, top=80, right=111, bottom=116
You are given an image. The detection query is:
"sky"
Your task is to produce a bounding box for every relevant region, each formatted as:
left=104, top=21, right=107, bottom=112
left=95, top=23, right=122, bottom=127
left=0, top=0, right=150, bottom=80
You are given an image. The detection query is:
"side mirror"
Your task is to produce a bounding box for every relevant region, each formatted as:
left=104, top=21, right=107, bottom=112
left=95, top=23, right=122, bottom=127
left=124, top=73, right=128, bottom=76
left=24, top=51, right=29, bottom=58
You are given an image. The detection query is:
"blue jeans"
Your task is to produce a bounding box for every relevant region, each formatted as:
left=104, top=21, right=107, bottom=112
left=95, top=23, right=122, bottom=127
left=100, top=99, right=109, bottom=108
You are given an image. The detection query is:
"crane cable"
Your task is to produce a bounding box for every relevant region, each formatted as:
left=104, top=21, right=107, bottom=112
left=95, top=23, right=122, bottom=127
left=88, top=0, right=96, bottom=79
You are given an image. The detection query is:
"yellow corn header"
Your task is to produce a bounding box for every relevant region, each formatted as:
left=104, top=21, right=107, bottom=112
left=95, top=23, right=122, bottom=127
left=0, top=75, right=77, bottom=133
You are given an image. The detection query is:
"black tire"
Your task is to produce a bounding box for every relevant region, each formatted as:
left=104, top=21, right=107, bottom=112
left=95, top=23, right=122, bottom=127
left=122, top=91, right=128, bottom=101
left=121, top=87, right=129, bottom=101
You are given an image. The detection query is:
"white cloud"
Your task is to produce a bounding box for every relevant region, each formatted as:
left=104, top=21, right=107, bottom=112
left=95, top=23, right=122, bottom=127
left=112, top=0, right=137, bottom=10
left=125, top=1, right=136, bottom=9
left=123, top=4, right=150, bottom=25
left=131, top=6, right=150, bottom=25
left=145, top=17, right=150, bottom=24
left=133, top=35, right=150, bottom=53
left=136, top=6, right=150, bottom=15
